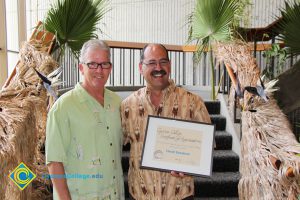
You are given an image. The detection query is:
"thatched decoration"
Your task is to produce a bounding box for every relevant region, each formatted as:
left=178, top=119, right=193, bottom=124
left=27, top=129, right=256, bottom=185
left=214, top=40, right=300, bottom=200
left=214, top=41, right=261, bottom=110
left=0, top=40, right=57, bottom=200
left=1, top=41, right=57, bottom=99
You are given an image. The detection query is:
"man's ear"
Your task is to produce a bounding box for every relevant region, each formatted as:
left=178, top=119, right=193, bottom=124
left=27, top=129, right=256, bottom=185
left=79, top=63, right=84, bottom=75
left=139, top=62, right=143, bottom=75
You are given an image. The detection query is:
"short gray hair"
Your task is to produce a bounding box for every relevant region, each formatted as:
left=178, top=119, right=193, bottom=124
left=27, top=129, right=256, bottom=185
left=79, top=39, right=110, bottom=63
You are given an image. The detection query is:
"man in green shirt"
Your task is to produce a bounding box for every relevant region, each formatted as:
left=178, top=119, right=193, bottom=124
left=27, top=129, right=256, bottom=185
left=46, top=39, right=125, bottom=200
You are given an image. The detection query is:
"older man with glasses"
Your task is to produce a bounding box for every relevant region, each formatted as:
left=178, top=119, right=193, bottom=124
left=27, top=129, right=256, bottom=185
left=46, top=39, right=125, bottom=200
left=121, top=43, right=211, bottom=200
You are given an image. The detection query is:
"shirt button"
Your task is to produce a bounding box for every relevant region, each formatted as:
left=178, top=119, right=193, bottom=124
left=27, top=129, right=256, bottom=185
left=112, top=160, right=115, bottom=163
left=107, top=126, right=109, bottom=130
left=113, top=176, right=115, bottom=179
left=110, top=143, right=112, bottom=146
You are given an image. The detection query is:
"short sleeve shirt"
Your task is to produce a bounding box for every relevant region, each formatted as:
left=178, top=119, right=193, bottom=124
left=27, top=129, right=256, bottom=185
left=46, top=83, right=125, bottom=200
left=121, top=80, right=211, bottom=200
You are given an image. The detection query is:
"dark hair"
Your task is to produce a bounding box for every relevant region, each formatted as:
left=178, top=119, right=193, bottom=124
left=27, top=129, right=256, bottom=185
left=140, top=43, right=169, bottom=62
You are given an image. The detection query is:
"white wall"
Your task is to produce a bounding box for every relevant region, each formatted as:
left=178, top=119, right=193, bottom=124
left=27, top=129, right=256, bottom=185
left=248, top=0, right=297, bottom=28
left=99, top=0, right=194, bottom=45
left=25, top=0, right=293, bottom=44
left=99, top=0, right=293, bottom=44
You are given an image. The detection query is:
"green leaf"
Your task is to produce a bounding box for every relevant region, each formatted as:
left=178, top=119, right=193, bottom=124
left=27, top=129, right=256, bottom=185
left=187, top=0, right=240, bottom=100
left=43, top=0, right=109, bottom=58
left=188, top=0, right=239, bottom=56
left=277, top=2, right=300, bottom=57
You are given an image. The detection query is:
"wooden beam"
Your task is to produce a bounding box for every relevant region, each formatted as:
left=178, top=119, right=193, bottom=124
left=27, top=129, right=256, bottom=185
left=105, top=40, right=193, bottom=52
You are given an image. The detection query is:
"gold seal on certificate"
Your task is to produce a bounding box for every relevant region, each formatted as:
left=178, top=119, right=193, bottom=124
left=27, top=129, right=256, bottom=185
left=141, top=115, right=215, bottom=177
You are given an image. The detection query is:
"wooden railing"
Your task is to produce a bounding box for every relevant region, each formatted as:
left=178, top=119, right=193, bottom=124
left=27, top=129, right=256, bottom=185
left=57, top=40, right=293, bottom=93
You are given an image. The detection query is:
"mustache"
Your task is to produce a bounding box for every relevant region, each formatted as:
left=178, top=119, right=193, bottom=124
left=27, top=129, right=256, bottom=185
left=151, top=70, right=167, bottom=76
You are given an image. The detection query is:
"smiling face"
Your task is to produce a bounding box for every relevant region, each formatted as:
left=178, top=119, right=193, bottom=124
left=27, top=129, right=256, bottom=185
left=79, top=48, right=112, bottom=94
left=139, top=44, right=171, bottom=91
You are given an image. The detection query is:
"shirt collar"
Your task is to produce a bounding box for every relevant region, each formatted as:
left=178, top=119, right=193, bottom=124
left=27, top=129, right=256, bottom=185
left=75, top=83, right=110, bottom=104
left=144, top=79, right=176, bottom=100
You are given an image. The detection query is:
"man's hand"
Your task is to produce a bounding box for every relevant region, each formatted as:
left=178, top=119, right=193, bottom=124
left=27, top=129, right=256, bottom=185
left=170, top=171, right=185, bottom=177
left=48, top=162, right=72, bottom=200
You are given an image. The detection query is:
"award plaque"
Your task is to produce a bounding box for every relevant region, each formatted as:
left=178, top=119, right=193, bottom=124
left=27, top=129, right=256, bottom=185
left=140, top=115, right=215, bottom=177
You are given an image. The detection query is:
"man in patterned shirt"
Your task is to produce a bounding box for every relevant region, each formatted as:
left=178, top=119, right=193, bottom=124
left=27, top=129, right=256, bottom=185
left=121, top=43, right=211, bottom=200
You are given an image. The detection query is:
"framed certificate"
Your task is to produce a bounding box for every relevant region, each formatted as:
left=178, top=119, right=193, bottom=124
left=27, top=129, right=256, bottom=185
left=140, top=115, right=215, bottom=177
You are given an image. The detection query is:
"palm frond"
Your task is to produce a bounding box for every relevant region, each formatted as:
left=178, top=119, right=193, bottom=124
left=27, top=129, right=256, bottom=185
left=188, top=0, right=240, bottom=100
left=44, top=0, right=108, bottom=58
left=188, top=0, right=239, bottom=55
left=277, top=2, right=300, bottom=57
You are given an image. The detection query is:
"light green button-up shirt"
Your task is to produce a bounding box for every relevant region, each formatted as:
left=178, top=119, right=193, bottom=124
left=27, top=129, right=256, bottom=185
left=46, top=83, right=125, bottom=200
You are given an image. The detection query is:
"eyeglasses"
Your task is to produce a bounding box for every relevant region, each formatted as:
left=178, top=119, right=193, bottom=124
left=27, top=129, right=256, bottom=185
left=84, top=62, right=112, bottom=69
left=142, top=59, right=169, bottom=68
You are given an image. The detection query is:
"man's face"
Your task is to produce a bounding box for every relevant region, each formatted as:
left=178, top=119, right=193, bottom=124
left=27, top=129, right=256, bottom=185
left=139, top=45, right=171, bottom=91
left=79, top=48, right=111, bottom=91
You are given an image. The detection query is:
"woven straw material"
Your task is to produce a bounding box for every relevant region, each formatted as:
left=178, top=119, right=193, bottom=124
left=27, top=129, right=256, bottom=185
left=0, top=40, right=57, bottom=200
left=214, top=41, right=300, bottom=200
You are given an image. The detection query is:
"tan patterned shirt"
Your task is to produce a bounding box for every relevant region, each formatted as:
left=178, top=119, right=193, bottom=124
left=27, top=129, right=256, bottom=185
left=121, top=80, right=211, bottom=200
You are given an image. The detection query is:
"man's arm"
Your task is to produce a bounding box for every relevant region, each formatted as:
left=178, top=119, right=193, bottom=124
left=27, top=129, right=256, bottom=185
left=48, top=162, right=71, bottom=200
left=120, top=101, right=130, bottom=145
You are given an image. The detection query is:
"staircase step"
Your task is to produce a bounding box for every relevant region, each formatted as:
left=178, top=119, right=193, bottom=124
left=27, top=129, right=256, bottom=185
left=214, top=131, right=233, bottom=150
left=205, top=101, right=221, bottom=115
left=124, top=175, right=129, bottom=198
left=213, top=150, right=239, bottom=172
left=211, top=115, right=226, bottom=131
left=122, top=150, right=239, bottom=173
left=194, top=172, right=240, bottom=197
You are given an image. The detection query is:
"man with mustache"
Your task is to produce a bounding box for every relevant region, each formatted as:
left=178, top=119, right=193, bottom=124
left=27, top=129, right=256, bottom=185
left=121, top=43, right=211, bottom=200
